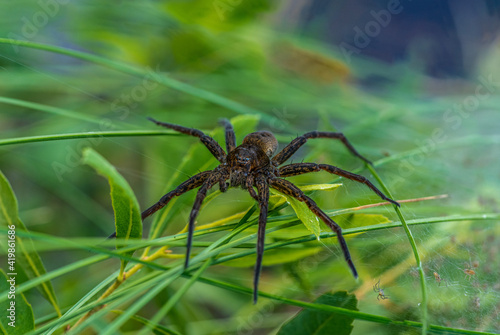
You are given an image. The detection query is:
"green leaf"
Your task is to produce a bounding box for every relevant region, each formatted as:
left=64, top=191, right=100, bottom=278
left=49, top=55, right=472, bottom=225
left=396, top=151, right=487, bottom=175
left=81, top=148, right=142, bottom=267
left=269, top=184, right=341, bottom=239
left=224, top=247, right=322, bottom=267
left=0, top=170, right=61, bottom=316
left=277, top=291, right=358, bottom=335
left=0, top=269, right=35, bottom=334
left=298, top=184, right=342, bottom=192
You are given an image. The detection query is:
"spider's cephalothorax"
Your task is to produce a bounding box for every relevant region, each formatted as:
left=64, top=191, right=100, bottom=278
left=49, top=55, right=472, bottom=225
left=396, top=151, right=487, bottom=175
left=227, top=131, right=278, bottom=188
left=140, top=117, right=400, bottom=303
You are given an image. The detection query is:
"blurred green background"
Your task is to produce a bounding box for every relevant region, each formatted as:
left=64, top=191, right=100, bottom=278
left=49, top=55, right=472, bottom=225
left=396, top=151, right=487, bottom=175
left=1, top=0, right=499, bottom=334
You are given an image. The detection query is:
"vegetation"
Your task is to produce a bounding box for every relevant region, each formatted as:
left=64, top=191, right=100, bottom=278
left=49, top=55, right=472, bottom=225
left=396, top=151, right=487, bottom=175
left=0, top=1, right=499, bottom=334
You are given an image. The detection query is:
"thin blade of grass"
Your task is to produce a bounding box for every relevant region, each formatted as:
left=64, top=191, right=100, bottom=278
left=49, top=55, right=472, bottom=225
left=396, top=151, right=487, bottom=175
left=366, top=163, right=428, bottom=335
left=0, top=38, right=283, bottom=127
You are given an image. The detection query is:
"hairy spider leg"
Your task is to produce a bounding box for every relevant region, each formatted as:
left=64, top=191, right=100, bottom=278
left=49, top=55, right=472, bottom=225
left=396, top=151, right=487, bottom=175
left=246, top=174, right=259, bottom=201
left=185, top=172, right=223, bottom=268
left=279, top=163, right=400, bottom=207
left=253, top=175, right=270, bottom=304
left=219, top=118, right=236, bottom=153
left=272, top=131, right=372, bottom=166
left=148, top=117, right=227, bottom=163
left=269, top=178, right=358, bottom=278
left=141, top=171, right=213, bottom=220
left=106, top=171, right=212, bottom=239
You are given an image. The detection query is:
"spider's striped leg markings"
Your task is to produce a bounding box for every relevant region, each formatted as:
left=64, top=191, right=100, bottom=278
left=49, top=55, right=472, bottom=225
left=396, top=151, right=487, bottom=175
left=268, top=178, right=358, bottom=279
left=272, top=131, right=372, bottom=166
left=109, top=171, right=213, bottom=240
left=253, top=175, right=270, bottom=304
left=219, top=118, right=236, bottom=153
left=148, top=117, right=227, bottom=163
left=279, top=163, right=400, bottom=207
left=185, top=171, right=226, bottom=268
left=141, top=171, right=213, bottom=221
left=246, top=174, right=258, bottom=201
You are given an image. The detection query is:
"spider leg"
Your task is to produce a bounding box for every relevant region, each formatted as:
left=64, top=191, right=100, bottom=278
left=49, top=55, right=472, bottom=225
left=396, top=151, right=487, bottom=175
left=272, top=131, right=372, bottom=166
left=185, top=172, right=222, bottom=268
left=108, top=171, right=213, bottom=239
left=219, top=118, right=236, bottom=153
left=148, top=117, right=227, bottom=163
left=141, top=171, right=213, bottom=221
left=253, top=175, right=269, bottom=304
left=279, top=163, right=400, bottom=207
left=268, top=177, right=358, bottom=278
left=246, top=174, right=259, bottom=201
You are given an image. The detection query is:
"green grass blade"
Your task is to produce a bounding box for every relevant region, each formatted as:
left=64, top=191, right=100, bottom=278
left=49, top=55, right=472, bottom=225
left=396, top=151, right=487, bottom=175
left=0, top=130, right=177, bottom=147
left=0, top=96, right=105, bottom=125
left=0, top=38, right=282, bottom=126
left=136, top=258, right=213, bottom=335
left=366, top=164, right=428, bottom=335
left=44, top=271, right=119, bottom=335
left=98, top=269, right=184, bottom=335
left=111, top=311, right=182, bottom=335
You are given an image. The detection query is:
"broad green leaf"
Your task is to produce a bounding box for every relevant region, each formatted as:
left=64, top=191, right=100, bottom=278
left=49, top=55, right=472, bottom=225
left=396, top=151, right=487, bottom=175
left=0, top=170, right=61, bottom=316
left=224, top=247, right=322, bottom=267
left=277, top=291, right=358, bottom=335
left=0, top=269, right=34, bottom=334
left=81, top=148, right=142, bottom=267
left=269, top=183, right=341, bottom=239
left=270, top=189, right=320, bottom=238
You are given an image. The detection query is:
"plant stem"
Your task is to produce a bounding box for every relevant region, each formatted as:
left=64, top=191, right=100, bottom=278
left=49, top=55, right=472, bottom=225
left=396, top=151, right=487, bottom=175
left=0, top=38, right=282, bottom=126
left=0, top=130, right=177, bottom=147
left=70, top=246, right=168, bottom=329
left=366, top=164, right=428, bottom=335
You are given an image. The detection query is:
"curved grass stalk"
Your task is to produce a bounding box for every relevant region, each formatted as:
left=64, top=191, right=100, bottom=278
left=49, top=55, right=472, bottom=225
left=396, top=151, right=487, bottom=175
left=366, top=163, right=428, bottom=335
left=0, top=38, right=281, bottom=127
left=0, top=96, right=107, bottom=125
left=0, top=130, right=177, bottom=147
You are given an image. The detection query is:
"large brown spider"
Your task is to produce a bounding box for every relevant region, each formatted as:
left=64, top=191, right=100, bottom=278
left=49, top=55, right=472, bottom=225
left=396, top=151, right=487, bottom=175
left=141, top=117, right=400, bottom=303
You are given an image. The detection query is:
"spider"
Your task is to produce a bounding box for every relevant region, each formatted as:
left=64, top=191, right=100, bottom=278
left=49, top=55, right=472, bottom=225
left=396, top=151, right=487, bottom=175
left=463, top=267, right=476, bottom=281
left=373, top=279, right=389, bottom=301
left=433, top=271, right=447, bottom=287
left=139, top=117, right=400, bottom=303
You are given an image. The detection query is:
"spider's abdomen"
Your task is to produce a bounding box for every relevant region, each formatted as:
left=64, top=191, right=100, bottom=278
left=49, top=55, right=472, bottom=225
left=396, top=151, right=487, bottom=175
left=242, top=131, right=278, bottom=157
